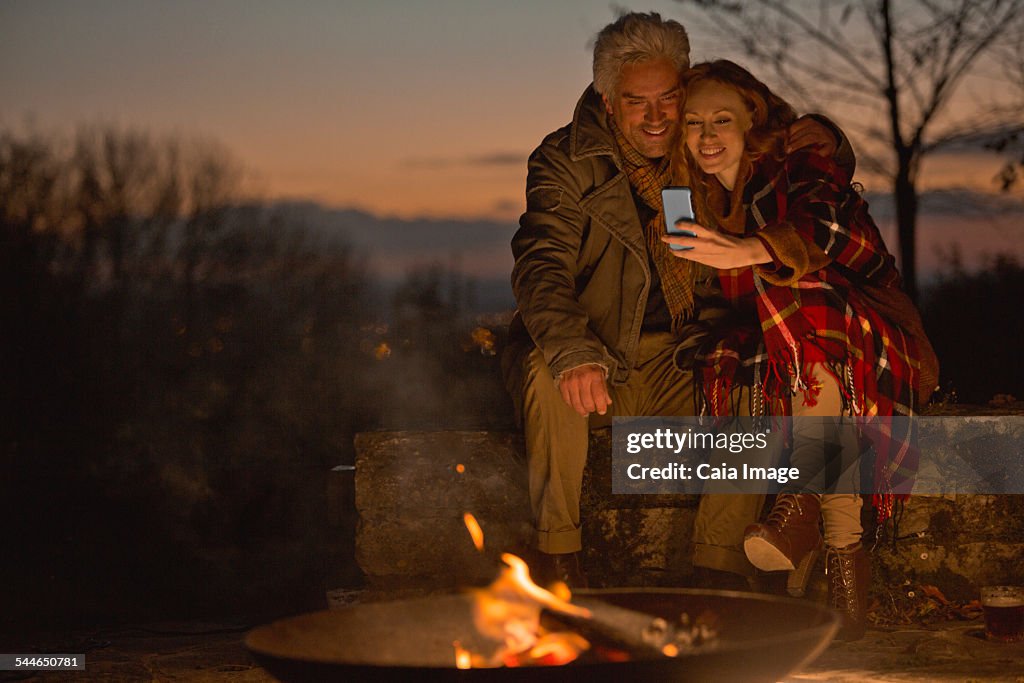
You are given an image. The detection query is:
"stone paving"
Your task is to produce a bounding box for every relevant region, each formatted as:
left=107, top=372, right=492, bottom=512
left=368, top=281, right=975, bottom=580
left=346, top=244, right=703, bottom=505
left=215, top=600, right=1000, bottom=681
left=791, top=621, right=1024, bottom=682
left=5, top=607, right=1022, bottom=682
left=0, top=622, right=271, bottom=683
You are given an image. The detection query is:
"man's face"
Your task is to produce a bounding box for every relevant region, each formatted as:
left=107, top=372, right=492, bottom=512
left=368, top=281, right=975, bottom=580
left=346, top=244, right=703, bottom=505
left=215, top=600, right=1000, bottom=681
left=602, top=58, right=682, bottom=160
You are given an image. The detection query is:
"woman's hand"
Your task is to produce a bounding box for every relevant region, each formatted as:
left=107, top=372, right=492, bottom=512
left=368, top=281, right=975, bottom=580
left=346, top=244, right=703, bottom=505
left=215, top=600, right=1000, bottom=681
left=661, top=221, right=772, bottom=269
left=787, top=117, right=838, bottom=157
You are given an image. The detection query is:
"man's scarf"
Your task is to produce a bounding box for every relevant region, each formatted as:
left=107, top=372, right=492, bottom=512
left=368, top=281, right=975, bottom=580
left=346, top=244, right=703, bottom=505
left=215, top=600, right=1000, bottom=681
left=692, top=151, right=923, bottom=522
left=610, top=119, right=695, bottom=329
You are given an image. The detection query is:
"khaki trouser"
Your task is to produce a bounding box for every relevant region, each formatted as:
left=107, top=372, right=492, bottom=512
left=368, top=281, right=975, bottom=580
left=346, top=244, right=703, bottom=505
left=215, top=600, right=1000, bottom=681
left=518, top=331, right=763, bottom=577
left=790, top=365, right=863, bottom=549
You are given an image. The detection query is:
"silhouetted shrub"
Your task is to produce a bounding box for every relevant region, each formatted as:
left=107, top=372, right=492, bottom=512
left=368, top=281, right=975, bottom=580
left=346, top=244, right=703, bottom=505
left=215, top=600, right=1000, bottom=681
left=920, top=253, right=1024, bottom=404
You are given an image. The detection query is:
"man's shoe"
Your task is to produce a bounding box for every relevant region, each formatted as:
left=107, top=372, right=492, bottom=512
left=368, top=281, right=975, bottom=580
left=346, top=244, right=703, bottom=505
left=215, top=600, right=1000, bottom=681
left=533, top=551, right=588, bottom=590
left=692, top=566, right=760, bottom=592
left=743, top=493, right=823, bottom=596
left=827, top=542, right=870, bottom=641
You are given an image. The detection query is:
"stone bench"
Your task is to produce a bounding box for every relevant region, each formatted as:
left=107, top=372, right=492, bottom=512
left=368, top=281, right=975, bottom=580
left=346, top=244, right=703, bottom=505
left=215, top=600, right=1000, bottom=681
left=352, top=410, right=1024, bottom=600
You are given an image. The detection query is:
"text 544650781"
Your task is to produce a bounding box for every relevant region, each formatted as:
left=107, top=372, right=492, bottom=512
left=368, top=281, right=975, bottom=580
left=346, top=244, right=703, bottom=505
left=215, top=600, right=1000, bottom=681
left=0, top=655, right=85, bottom=671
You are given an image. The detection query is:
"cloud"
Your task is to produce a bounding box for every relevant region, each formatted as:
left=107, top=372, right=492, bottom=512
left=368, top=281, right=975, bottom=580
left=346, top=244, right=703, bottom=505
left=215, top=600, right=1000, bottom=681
left=268, top=199, right=517, bottom=274
left=403, top=151, right=525, bottom=169
left=467, top=152, right=524, bottom=167
left=491, top=197, right=523, bottom=215
left=265, top=190, right=1024, bottom=309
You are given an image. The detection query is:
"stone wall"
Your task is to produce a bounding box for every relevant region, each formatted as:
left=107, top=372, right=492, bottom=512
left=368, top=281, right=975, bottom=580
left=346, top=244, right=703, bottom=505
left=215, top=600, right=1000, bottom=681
left=872, top=494, right=1024, bottom=602
left=352, top=414, right=1024, bottom=597
left=353, top=431, right=532, bottom=588
left=353, top=429, right=703, bottom=589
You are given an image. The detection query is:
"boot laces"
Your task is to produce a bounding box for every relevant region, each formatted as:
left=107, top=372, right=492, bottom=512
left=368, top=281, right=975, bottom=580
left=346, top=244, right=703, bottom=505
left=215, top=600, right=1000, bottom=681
left=766, top=494, right=802, bottom=527
left=826, top=547, right=857, bottom=608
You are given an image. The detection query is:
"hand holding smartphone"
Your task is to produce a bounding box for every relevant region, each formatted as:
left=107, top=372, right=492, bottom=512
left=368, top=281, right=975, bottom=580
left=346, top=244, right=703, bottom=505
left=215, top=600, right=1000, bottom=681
left=662, top=186, right=696, bottom=251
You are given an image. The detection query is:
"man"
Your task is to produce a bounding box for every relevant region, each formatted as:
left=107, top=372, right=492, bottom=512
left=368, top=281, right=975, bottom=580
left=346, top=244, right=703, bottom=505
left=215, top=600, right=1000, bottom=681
left=503, top=12, right=851, bottom=589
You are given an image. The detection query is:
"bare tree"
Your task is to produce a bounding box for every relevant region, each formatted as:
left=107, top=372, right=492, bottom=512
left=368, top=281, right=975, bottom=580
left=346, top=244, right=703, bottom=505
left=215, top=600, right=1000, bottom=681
left=677, top=0, right=1024, bottom=300
left=69, top=127, right=243, bottom=290
left=0, top=129, right=72, bottom=437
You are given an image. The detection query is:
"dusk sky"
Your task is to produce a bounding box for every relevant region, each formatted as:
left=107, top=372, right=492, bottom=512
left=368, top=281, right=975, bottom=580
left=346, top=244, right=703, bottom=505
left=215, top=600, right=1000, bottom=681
left=3, top=1, right=1022, bottom=274
left=3, top=0, right=697, bottom=219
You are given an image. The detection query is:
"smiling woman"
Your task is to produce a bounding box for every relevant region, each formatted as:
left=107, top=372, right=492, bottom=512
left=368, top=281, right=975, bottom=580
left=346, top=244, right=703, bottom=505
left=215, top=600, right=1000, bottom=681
left=668, top=59, right=939, bottom=641
left=682, top=80, right=752, bottom=189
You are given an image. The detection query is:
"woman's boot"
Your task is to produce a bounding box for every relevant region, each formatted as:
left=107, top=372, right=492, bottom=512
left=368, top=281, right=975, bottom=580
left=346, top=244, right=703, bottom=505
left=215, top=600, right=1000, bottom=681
left=743, top=493, right=822, bottom=596
left=826, top=542, right=870, bottom=641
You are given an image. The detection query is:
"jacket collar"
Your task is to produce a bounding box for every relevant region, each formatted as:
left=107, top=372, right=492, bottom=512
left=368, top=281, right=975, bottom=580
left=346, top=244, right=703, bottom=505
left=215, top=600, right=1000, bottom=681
left=569, top=85, right=622, bottom=166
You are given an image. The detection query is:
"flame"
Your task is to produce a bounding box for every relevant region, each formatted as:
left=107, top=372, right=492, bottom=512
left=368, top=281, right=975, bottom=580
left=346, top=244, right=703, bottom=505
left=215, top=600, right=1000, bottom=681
left=463, top=513, right=485, bottom=552
left=549, top=581, right=572, bottom=603
left=468, top=562, right=592, bottom=668
left=498, top=554, right=590, bottom=619
left=459, top=511, right=591, bottom=668
left=455, top=463, right=465, bottom=474
left=527, top=632, right=591, bottom=665
left=373, top=342, right=391, bottom=360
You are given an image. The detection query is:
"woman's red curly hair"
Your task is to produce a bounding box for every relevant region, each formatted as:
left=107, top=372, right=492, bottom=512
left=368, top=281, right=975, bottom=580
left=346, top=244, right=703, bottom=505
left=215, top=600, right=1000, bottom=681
left=673, top=59, right=797, bottom=183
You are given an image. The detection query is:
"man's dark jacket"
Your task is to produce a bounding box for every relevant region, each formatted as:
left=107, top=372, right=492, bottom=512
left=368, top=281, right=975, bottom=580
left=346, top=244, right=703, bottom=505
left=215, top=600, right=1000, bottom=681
left=508, top=86, right=659, bottom=390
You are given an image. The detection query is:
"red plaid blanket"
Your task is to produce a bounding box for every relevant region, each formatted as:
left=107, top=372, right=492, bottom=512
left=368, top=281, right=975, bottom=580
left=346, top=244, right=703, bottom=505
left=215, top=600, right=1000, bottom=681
left=694, top=151, right=924, bottom=520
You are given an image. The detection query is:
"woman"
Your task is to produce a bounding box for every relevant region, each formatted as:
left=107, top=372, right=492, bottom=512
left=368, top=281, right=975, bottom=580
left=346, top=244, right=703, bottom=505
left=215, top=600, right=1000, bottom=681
left=662, top=60, right=938, bottom=640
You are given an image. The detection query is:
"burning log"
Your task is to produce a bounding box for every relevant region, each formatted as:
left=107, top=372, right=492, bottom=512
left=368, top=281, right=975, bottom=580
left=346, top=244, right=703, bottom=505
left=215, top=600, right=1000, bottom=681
left=458, top=514, right=718, bottom=666
left=551, top=596, right=717, bottom=659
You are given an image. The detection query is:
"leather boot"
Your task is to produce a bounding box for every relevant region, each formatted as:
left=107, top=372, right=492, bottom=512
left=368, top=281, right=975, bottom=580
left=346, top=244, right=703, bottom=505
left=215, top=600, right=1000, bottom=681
left=743, top=493, right=823, bottom=596
left=692, top=566, right=761, bottom=593
left=827, top=542, right=870, bottom=641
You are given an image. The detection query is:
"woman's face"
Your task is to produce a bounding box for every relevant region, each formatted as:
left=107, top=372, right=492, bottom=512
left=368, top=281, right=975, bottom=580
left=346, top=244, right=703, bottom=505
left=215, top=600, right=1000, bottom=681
left=683, top=80, right=753, bottom=190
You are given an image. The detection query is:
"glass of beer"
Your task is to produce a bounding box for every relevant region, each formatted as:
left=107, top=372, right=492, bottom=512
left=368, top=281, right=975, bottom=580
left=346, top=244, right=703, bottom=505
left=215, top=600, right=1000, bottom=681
left=981, top=585, right=1024, bottom=643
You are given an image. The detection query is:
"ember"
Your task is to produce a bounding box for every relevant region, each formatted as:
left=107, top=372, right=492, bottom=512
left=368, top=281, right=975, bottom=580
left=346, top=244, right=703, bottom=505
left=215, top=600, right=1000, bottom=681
left=452, top=641, right=472, bottom=669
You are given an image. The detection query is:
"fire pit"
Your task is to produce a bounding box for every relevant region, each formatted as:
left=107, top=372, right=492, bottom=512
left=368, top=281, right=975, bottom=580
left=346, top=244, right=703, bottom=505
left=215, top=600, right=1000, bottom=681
left=246, top=587, right=839, bottom=682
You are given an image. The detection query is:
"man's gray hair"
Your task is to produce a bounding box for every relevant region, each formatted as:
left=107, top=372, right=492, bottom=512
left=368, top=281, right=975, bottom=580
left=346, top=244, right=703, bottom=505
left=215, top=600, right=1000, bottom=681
left=592, top=12, right=691, bottom=98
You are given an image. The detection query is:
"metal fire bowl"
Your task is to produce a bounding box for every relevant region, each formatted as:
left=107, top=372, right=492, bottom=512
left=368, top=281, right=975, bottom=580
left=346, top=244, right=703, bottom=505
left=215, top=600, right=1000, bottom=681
left=246, top=588, right=839, bottom=682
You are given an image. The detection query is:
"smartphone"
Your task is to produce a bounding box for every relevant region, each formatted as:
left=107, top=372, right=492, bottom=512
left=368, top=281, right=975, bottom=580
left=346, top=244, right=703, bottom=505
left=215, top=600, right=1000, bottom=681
left=662, top=186, right=696, bottom=251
